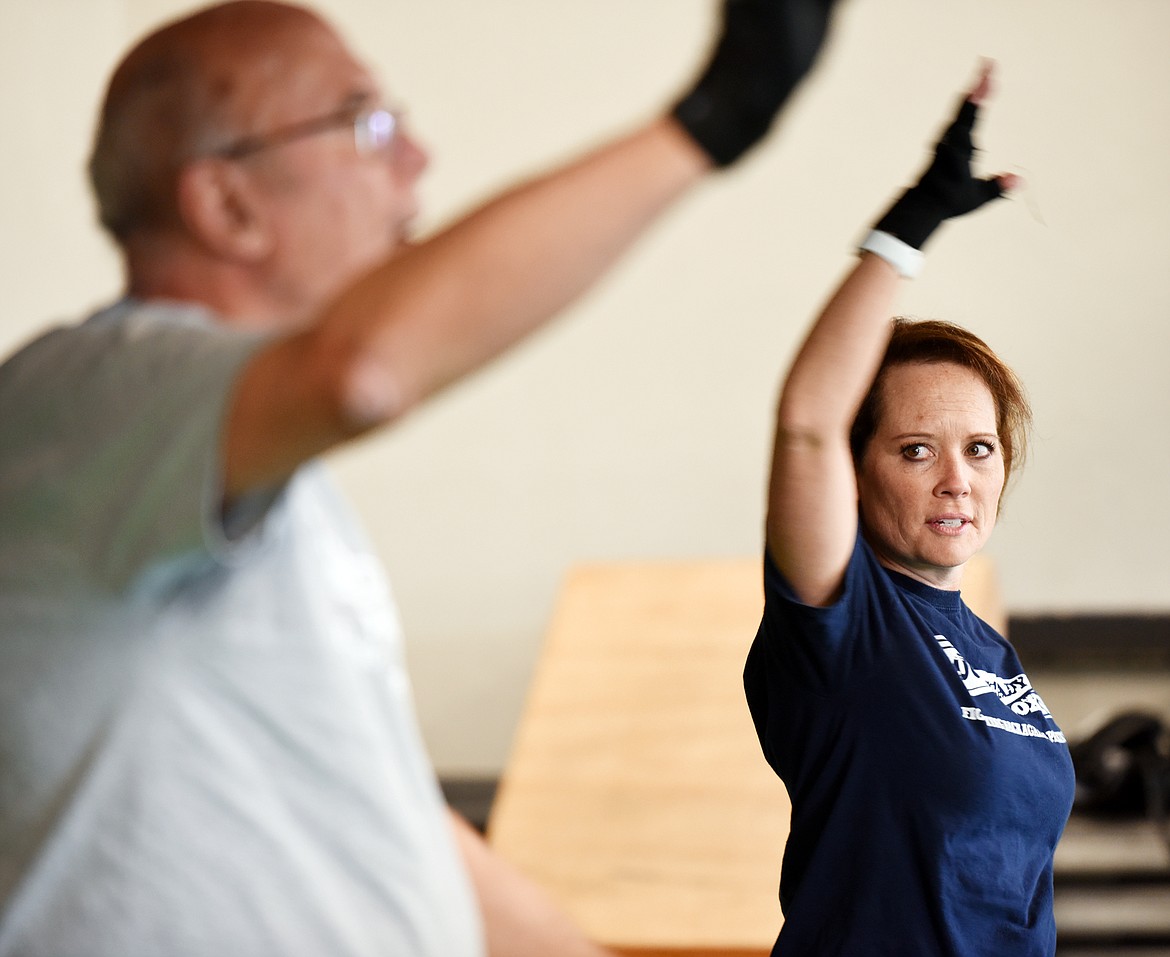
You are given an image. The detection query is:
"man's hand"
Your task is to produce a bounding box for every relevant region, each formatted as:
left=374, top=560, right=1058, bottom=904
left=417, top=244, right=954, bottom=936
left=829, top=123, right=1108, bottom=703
left=673, top=0, right=840, bottom=167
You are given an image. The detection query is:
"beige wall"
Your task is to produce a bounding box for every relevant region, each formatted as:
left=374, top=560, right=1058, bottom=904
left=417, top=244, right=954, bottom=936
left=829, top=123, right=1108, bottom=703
left=3, top=0, right=1168, bottom=773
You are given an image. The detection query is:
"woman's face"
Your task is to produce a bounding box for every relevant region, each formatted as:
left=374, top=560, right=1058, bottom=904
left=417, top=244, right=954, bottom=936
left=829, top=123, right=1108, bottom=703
left=856, top=361, right=1005, bottom=590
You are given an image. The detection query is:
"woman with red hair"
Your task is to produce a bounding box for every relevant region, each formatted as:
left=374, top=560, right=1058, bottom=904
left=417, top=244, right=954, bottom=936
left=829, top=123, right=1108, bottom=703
left=746, top=65, right=1073, bottom=956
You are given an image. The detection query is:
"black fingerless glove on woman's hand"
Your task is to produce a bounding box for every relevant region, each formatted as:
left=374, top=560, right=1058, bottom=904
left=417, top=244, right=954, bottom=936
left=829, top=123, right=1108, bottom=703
left=874, top=98, right=1005, bottom=249
left=673, top=0, right=837, bottom=167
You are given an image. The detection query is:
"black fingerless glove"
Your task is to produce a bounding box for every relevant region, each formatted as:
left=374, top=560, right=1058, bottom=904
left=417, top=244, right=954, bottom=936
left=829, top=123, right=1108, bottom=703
left=873, top=98, right=1005, bottom=250
left=673, top=0, right=837, bottom=167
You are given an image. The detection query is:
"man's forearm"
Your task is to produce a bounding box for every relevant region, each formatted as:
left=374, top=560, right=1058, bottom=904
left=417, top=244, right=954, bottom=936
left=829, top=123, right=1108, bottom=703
left=323, top=117, right=710, bottom=429
left=449, top=809, right=617, bottom=957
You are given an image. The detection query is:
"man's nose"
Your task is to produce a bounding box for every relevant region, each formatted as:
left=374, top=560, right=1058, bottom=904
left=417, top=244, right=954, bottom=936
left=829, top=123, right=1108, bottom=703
left=391, top=127, right=429, bottom=179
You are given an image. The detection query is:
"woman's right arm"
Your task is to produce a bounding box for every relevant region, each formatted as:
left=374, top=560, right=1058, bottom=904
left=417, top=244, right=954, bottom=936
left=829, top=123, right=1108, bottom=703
left=766, top=64, right=1010, bottom=606
left=766, top=252, right=902, bottom=606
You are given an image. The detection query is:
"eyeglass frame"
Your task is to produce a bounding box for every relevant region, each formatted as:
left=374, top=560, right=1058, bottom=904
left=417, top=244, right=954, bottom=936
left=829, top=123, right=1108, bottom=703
left=209, top=97, right=400, bottom=161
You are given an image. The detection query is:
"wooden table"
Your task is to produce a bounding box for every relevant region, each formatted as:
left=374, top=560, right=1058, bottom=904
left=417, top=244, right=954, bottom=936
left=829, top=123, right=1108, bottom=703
left=488, top=556, right=1004, bottom=956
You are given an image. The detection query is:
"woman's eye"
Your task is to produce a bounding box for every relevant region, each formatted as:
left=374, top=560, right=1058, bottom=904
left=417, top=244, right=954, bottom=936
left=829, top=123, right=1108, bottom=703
left=901, top=444, right=929, bottom=460
left=968, top=441, right=995, bottom=458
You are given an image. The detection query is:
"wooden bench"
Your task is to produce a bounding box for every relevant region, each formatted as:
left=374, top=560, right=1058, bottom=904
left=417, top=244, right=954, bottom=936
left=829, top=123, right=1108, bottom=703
left=488, top=556, right=1005, bottom=956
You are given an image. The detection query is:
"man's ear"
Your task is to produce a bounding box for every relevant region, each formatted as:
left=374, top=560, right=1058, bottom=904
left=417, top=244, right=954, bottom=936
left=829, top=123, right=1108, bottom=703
left=176, top=158, right=274, bottom=262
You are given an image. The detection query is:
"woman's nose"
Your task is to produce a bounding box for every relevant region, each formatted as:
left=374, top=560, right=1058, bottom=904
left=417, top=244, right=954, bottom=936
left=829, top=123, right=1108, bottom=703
left=934, top=454, right=971, bottom=497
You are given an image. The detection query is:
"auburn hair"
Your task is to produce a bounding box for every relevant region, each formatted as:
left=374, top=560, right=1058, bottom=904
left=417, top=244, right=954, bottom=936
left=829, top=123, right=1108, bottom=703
left=849, top=318, right=1032, bottom=494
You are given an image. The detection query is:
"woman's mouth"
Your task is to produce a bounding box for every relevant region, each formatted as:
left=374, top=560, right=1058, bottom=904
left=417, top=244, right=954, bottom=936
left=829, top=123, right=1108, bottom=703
left=930, top=517, right=971, bottom=533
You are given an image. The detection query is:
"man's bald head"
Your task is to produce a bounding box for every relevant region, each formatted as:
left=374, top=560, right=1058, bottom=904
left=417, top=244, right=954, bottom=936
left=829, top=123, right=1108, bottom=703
left=88, top=0, right=334, bottom=242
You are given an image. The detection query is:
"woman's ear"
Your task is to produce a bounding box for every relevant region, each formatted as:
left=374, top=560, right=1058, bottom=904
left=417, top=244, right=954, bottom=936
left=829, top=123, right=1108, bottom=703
left=176, top=157, right=274, bottom=262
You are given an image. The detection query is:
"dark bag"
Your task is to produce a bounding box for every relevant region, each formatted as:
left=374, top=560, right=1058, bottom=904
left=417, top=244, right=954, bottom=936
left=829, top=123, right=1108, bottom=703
left=1070, top=711, right=1170, bottom=828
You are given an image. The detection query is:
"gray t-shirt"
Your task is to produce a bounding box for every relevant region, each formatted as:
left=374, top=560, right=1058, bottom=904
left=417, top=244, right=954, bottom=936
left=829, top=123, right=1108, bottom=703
left=0, top=300, right=484, bottom=957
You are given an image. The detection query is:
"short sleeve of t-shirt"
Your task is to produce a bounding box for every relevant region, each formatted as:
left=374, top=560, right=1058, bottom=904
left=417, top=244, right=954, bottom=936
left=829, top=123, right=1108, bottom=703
left=0, top=300, right=270, bottom=592
left=752, top=536, right=891, bottom=696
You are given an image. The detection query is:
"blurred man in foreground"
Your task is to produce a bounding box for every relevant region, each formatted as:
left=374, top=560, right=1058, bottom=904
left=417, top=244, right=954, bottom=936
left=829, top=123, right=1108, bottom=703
left=0, top=1, right=838, bottom=953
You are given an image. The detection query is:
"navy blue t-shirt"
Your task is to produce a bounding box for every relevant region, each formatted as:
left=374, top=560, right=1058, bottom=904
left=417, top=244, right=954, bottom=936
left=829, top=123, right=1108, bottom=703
left=744, top=536, right=1074, bottom=957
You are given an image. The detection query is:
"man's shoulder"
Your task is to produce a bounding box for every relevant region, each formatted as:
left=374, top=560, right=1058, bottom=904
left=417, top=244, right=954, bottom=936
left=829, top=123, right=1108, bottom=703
left=1, top=298, right=263, bottom=401
left=3, top=300, right=188, bottom=372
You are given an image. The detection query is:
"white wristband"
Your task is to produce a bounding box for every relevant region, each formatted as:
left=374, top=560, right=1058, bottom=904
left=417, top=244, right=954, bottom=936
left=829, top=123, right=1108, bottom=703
left=858, top=229, right=924, bottom=280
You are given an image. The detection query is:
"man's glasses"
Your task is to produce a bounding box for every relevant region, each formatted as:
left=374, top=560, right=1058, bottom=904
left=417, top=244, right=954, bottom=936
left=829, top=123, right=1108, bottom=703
left=212, top=101, right=400, bottom=161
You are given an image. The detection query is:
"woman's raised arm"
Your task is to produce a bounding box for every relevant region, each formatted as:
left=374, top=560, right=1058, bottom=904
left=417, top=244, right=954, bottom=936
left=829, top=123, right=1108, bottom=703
left=765, top=63, right=1014, bottom=606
